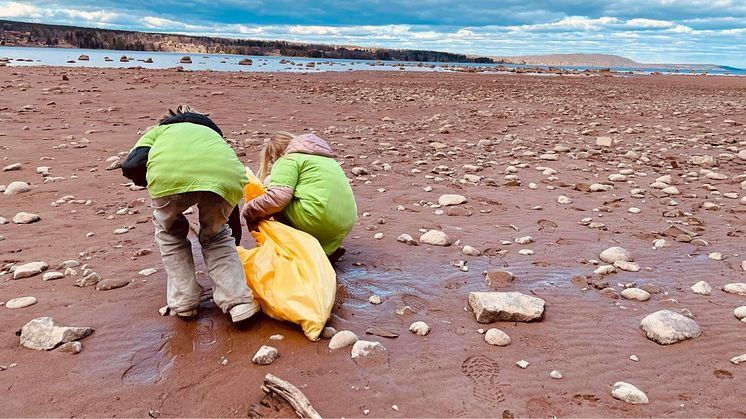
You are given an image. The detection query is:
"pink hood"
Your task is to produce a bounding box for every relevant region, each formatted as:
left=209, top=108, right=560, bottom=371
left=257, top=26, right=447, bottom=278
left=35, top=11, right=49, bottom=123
left=284, top=133, right=335, bottom=158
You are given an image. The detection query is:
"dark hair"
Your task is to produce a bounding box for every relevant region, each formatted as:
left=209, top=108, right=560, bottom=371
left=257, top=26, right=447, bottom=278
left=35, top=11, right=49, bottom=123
left=158, top=104, right=223, bottom=137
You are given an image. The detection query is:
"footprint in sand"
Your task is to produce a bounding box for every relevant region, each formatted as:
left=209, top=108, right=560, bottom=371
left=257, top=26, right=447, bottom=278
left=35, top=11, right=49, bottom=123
left=461, top=355, right=506, bottom=407
left=526, top=397, right=564, bottom=418
left=401, top=293, right=429, bottom=314
left=537, top=219, right=558, bottom=232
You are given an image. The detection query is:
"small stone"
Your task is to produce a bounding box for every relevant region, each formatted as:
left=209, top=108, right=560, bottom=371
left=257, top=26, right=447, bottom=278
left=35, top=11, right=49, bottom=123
left=557, top=195, right=572, bottom=204
left=20, top=317, right=94, bottom=351
left=139, top=268, right=157, bottom=276
left=96, top=278, right=130, bottom=291
left=409, top=321, right=430, bottom=336
left=368, top=295, right=382, bottom=305
left=113, top=228, right=129, bottom=235
left=321, top=327, right=337, bottom=339
left=612, top=382, right=649, bottom=404
left=690, top=281, right=712, bottom=295
left=13, top=261, right=49, bottom=279
left=5, top=296, right=37, bottom=309
left=3, top=181, right=31, bottom=195
left=438, top=194, right=467, bottom=206
left=550, top=370, right=563, bottom=379
left=462, top=245, right=481, bottom=256
left=3, top=163, right=22, bottom=171
left=252, top=345, right=279, bottom=365
left=518, top=249, right=534, bottom=255
left=373, top=232, right=384, bottom=240
left=596, top=136, right=613, bottom=147
left=329, top=330, right=358, bottom=349
left=12, top=212, right=41, bottom=224
left=593, top=265, right=616, bottom=275
left=58, top=260, right=80, bottom=269
left=621, top=288, right=650, bottom=302
left=613, top=260, right=640, bottom=272
left=484, top=328, right=511, bottom=346
left=515, top=236, right=533, bottom=245
left=516, top=360, right=530, bottom=369
left=75, top=272, right=101, bottom=287
left=396, top=233, right=418, bottom=245
left=640, top=310, right=701, bottom=345
left=599, top=247, right=632, bottom=264
left=628, top=207, right=641, bottom=214
left=42, top=271, right=64, bottom=281
left=269, top=334, right=284, bottom=341
left=629, top=355, right=639, bottom=362
left=662, top=186, right=680, bottom=195
left=350, top=340, right=387, bottom=359
left=731, top=354, right=746, bottom=365
left=57, top=341, right=82, bottom=354
left=351, top=167, right=369, bottom=176
left=64, top=267, right=78, bottom=277
left=485, top=270, right=514, bottom=288
left=468, top=291, right=545, bottom=323
left=419, top=230, right=452, bottom=246
left=723, top=283, right=746, bottom=296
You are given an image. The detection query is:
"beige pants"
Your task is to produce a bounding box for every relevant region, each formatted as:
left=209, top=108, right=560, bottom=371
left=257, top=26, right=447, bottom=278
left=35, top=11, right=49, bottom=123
left=151, top=191, right=253, bottom=314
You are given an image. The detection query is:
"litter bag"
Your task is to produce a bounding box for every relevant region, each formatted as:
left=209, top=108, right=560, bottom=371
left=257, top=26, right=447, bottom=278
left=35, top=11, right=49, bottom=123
left=237, top=168, right=336, bottom=341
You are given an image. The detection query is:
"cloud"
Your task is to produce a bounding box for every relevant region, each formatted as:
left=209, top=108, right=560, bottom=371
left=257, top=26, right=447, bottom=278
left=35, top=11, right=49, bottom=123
left=0, top=1, right=43, bottom=18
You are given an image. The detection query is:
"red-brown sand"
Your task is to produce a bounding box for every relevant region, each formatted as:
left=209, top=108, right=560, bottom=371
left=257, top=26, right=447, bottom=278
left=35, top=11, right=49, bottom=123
left=1, top=66, right=745, bottom=417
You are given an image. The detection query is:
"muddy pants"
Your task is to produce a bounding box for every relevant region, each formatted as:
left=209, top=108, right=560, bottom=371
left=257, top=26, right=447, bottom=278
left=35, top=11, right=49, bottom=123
left=151, top=191, right=254, bottom=314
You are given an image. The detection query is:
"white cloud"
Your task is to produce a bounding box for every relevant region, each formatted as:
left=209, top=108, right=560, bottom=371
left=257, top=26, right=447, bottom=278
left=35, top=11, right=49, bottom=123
left=59, top=9, right=118, bottom=22
left=0, top=1, right=42, bottom=18
left=625, top=18, right=673, bottom=28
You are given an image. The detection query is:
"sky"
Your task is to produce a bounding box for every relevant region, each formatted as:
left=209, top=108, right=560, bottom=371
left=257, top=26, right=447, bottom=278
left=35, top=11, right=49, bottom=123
left=1, top=0, right=745, bottom=67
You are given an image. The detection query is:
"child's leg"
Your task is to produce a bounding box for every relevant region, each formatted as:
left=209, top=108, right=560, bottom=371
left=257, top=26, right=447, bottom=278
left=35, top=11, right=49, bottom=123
left=152, top=193, right=203, bottom=313
left=196, top=192, right=255, bottom=313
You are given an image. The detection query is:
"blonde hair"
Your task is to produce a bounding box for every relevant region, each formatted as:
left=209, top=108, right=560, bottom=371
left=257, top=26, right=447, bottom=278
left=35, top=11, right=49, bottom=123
left=158, top=104, right=202, bottom=123
left=258, top=131, right=294, bottom=180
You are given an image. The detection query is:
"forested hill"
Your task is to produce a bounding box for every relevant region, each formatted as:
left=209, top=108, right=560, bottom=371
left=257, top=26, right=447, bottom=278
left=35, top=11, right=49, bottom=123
left=0, top=19, right=494, bottom=63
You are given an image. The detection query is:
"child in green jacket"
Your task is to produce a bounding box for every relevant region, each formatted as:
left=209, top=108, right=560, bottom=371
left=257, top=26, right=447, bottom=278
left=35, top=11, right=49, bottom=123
left=242, top=132, right=357, bottom=263
left=121, top=105, right=260, bottom=322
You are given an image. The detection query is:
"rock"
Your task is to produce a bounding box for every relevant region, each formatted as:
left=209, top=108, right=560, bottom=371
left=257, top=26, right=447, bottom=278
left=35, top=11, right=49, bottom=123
left=351, top=167, right=369, bottom=176
left=593, top=265, right=616, bottom=275
left=599, top=247, right=632, bottom=264
left=550, top=370, right=563, bottom=379
left=75, top=272, right=101, bottom=287
left=742, top=260, right=746, bottom=271
left=690, top=281, right=712, bottom=295
left=468, top=291, right=545, bottom=323
left=42, top=271, right=64, bottom=281
left=518, top=249, right=534, bottom=256
left=396, top=233, right=418, bottom=245
left=731, top=354, right=746, bottom=365
left=5, top=296, right=37, bottom=309
left=621, top=288, right=650, bottom=302
left=3, top=181, right=31, bottom=195
left=557, top=195, right=572, bottom=204
left=419, top=230, right=452, bottom=246
left=57, top=341, right=83, bottom=354
left=321, top=327, right=337, bottom=339
left=515, top=236, right=533, bottom=245
left=661, top=186, right=680, bottom=195
left=484, top=328, right=511, bottom=346
left=438, top=194, right=467, bottom=206
left=20, top=317, right=94, bottom=351
left=96, top=278, right=130, bottom=291
left=485, top=270, right=514, bottom=288
left=368, top=295, right=382, bottom=305
left=630, top=355, right=639, bottom=362
left=329, top=330, right=358, bottom=349
left=516, top=360, right=530, bottom=369
left=350, top=340, right=387, bottom=359
left=113, top=228, right=129, bottom=235
left=139, top=268, right=157, bottom=276
left=409, top=321, right=430, bottom=336
left=590, top=183, right=614, bottom=192
left=252, top=345, right=279, bottom=365
left=612, top=382, right=649, bottom=404
left=238, top=58, right=253, bottom=65
left=12, top=212, right=41, bottom=224
left=640, top=310, right=701, bottom=345
left=78, top=54, right=89, bottom=61
left=723, top=283, right=746, bottom=296
left=13, top=261, right=49, bottom=279
left=613, top=260, right=640, bottom=272
left=3, top=163, right=22, bottom=171
left=596, top=137, right=613, bottom=147
left=179, top=56, right=192, bottom=64
left=691, top=155, right=717, bottom=167
left=58, top=260, right=80, bottom=269
left=462, top=245, right=481, bottom=256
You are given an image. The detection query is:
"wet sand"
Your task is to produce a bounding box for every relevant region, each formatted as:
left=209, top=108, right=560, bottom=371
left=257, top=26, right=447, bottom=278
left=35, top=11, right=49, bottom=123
left=1, top=66, right=745, bottom=417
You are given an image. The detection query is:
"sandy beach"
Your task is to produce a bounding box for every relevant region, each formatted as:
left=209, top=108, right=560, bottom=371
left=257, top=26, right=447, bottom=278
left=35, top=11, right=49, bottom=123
left=1, top=66, right=745, bottom=417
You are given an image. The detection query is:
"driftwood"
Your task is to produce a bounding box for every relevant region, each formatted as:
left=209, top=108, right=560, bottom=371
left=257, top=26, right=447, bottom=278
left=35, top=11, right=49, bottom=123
left=260, top=373, right=321, bottom=419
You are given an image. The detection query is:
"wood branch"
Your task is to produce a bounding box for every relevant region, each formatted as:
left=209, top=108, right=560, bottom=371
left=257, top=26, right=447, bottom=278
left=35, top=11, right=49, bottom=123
left=261, top=373, right=321, bottom=419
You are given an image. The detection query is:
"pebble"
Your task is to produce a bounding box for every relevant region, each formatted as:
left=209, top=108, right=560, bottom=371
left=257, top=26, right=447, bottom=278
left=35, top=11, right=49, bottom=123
left=12, top=212, right=41, bottom=224
left=139, top=268, right=157, bottom=276
left=5, top=296, right=38, bottom=309
left=396, top=233, right=417, bottom=245
left=252, top=345, right=279, bottom=365
left=409, top=321, right=431, bottom=336
left=612, top=382, right=649, bottom=404
left=3, top=181, right=31, bottom=195
left=113, top=228, right=129, bottom=235
left=368, top=295, right=382, bottom=305
left=2, top=163, right=22, bottom=171
left=75, top=272, right=101, bottom=287
left=734, top=306, right=746, bottom=321
left=593, top=265, right=616, bottom=275
left=419, top=230, right=452, bottom=246
left=42, top=271, right=64, bottom=281
left=629, top=355, right=639, bottom=362
left=350, top=340, right=387, bottom=359
left=320, top=327, right=337, bottom=339
left=515, top=236, right=533, bottom=245
left=557, top=195, right=572, bottom=204
left=640, top=310, right=701, bottom=345
left=550, top=370, right=563, bottom=379
left=690, top=281, right=712, bottom=295
left=722, top=283, right=746, bottom=296
left=628, top=207, right=641, bottom=214
left=57, top=341, right=83, bottom=354
left=621, top=288, right=650, bottom=302
left=484, top=328, right=511, bottom=346
left=468, top=291, right=545, bottom=323
left=329, top=330, right=358, bottom=349
left=269, top=334, right=284, bottom=341
left=462, top=245, right=481, bottom=256
left=13, top=261, right=49, bottom=279
left=516, top=360, right=530, bottom=369
left=19, top=317, right=94, bottom=351
left=599, top=247, right=632, bottom=264
left=373, top=232, right=384, bottom=240
left=613, top=260, right=640, bottom=272
left=96, top=278, right=130, bottom=291
left=731, top=354, right=746, bottom=365
left=518, top=249, right=534, bottom=255
left=438, top=194, right=467, bottom=206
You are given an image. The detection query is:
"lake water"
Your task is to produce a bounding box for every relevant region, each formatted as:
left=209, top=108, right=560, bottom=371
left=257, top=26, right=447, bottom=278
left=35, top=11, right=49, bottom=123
left=1, top=46, right=743, bottom=76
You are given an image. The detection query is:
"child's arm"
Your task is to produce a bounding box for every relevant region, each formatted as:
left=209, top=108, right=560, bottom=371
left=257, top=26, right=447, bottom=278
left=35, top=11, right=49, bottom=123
left=121, top=126, right=160, bottom=187
left=241, top=157, right=298, bottom=225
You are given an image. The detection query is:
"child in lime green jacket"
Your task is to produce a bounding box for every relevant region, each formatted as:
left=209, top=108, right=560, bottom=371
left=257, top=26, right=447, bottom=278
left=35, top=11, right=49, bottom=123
left=241, top=132, right=357, bottom=263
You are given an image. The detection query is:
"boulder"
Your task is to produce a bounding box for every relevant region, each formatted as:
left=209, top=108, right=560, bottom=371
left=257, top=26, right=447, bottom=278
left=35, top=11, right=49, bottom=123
left=723, top=283, right=746, bottom=296
left=640, top=310, right=701, bottom=345
left=468, top=291, right=545, bottom=323
left=3, top=181, right=31, bottom=195
left=12, top=212, right=41, bottom=224
left=329, top=330, right=358, bottom=349
left=20, top=317, right=94, bottom=351
left=13, top=261, right=49, bottom=279
left=612, top=382, right=649, bottom=404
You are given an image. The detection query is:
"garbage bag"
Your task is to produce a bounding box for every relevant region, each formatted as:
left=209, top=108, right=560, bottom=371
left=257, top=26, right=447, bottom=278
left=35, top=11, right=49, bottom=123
left=237, top=168, right=336, bottom=341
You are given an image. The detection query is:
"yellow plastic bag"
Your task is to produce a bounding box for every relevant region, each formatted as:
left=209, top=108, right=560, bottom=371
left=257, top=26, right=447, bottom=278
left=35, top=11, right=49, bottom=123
left=237, top=168, right=336, bottom=341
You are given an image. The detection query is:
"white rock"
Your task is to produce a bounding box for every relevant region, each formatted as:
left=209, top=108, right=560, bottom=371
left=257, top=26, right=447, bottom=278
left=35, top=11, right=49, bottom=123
left=733, top=306, right=746, bottom=320
left=621, top=288, right=650, bottom=302
left=252, top=345, right=279, bottom=365
left=368, top=295, right=382, bottom=305
left=515, top=236, right=533, bottom=245
left=550, top=370, right=563, bottom=379
left=13, top=261, right=49, bottom=279
left=739, top=150, right=746, bottom=161
left=2, top=163, right=22, bottom=171
left=629, top=355, right=639, bottom=362
left=373, top=232, right=384, bottom=240
left=484, top=328, right=511, bottom=346
left=438, top=194, right=467, bottom=206
left=723, top=283, right=746, bottom=296
left=419, top=230, right=452, bottom=246
left=593, top=265, right=616, bottom=275
left=20, top=317, right=94, bottom=351
left=396, top=233, right=417, bottom=245
left=462, top=245, right=481, bottom=256
left=614, top=260, right=640, bottom=272
left=628, top=207, right=641, bottom=214
left=350, top=340, right=387, bottom=359
left=690, top=281, right=712, bottom=295
left=3, top=181, right=31, bottom=195
left=557, top=195, right=572, bottom=204
left=599, top=247, right=632, bottom=264
left=329, top=330, right=358, bottom=349
left=731, top=354, right=746, bottom=365
left=662, top=186, right=680, bottom=195
left=590, top=183, right=614, bottom=192
left=468, top=291, right=545, bottom=323
left=5, top=296, right=37, bottom=309
left=409, top=321, right=431, bottom=336
left=640, top=310, right=701, bottom=345
left=609, top=174, right=627, bottom=182
left=516, top=360, right=530, bottom=369
left=113, top=228, right=129, bottom=235
left=12, top=212, right=41, bottom=224
left=42, top=271, right=64, bottom=281
left=596, top=136, right=613, bottom=147
left=612, top=382, right=649, bottom=404
left=518, top=249, right=534, bottom=256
